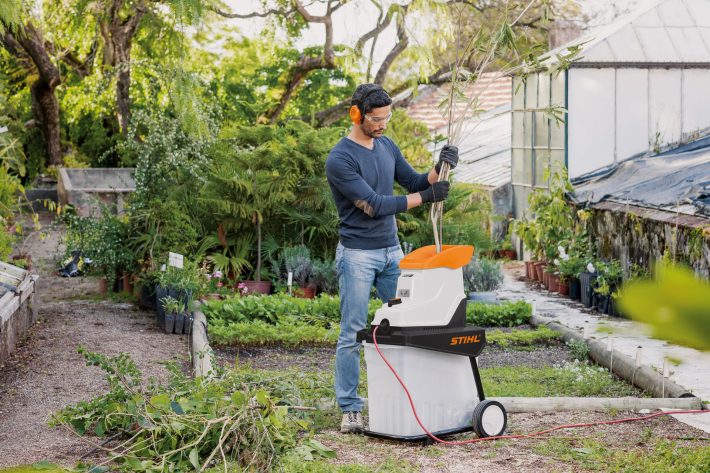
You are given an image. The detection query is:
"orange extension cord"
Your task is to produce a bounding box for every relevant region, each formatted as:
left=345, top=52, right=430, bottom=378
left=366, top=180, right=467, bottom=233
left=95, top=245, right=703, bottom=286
left=371, top=325, right=710, bottom=446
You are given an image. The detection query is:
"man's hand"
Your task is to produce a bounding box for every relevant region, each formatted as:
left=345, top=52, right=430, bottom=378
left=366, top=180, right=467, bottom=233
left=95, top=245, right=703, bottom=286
left=419, top=181, right=450, bottom=203
left=435, top=145, right=459, bottom=173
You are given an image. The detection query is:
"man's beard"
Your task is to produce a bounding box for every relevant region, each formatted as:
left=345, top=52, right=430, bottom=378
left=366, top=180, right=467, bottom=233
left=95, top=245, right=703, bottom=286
left=363, top=127, right=384, bottom=138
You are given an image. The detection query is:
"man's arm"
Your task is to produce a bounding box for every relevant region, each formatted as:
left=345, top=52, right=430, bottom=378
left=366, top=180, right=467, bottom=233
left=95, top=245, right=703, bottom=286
left=326, top=153, right=409, bottom=218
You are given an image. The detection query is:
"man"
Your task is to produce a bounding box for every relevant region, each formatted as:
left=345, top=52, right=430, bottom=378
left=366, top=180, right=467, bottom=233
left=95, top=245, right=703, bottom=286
left=325, top=83, right=459, bottom=433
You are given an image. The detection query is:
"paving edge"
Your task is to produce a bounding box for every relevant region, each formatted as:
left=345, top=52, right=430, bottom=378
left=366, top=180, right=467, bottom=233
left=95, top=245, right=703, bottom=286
left=531, top=313, right=705, bottom=404
left=191, top=309, right=215, bottom=378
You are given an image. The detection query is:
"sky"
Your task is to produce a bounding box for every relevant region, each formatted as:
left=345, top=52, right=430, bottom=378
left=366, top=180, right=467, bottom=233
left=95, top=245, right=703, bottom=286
left=218, top=0, right=659, bottom=70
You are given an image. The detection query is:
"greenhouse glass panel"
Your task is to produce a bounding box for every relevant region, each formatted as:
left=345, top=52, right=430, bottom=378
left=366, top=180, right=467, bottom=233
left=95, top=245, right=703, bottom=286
left=512, top=111, right=524, bottom=147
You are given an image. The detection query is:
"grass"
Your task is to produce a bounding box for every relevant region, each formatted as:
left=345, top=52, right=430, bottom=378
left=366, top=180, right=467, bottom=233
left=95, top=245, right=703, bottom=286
left=481, top=362, right=644, bottom=397
left=533, top=437, right=710, bottom=472
left=0, top=464, right=69, bottom=473
left=279, top=456, right=419, bottom=472
left=486, top=326, right=560, bottom=349
left=210, top=318, right=339, bottom=346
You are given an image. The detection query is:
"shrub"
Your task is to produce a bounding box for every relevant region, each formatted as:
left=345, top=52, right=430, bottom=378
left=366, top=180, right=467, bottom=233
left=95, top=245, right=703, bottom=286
left=466, top=300, right=532, bottom=326
left=463, top=257, right=504, bottom=293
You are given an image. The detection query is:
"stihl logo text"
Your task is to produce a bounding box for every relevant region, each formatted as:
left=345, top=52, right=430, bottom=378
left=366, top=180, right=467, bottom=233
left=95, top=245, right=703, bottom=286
left=450, top=335, right=481, bottom=346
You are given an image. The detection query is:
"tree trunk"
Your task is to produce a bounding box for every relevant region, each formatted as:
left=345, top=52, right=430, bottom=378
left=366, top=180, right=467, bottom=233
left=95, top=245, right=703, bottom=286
left=100, top=3, right=145, bottom=138
left=30, top=80, right=62, bottom=166
left=115, top=40, right=132, bottom=137
left=0, top=24, right=62, bottom=167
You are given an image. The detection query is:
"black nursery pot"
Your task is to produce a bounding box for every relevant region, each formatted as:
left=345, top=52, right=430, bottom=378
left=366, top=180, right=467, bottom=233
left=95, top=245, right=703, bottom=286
left=140, top=283, right=157, bottom=311
left=579, top=272, right=597, bottom=308
left=174, top=313, right=185, bottom=334
left=164, top=312, right=176, bottom=334
left=155, top=285, right=168, bottom=329
left=595, top=294, right=610, bottom=314
left=569, top=277, right=581, bottom=301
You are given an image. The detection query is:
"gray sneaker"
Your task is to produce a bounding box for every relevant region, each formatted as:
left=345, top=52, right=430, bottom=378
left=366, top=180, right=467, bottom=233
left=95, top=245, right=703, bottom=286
left=340, top=411, right=364, bottom=433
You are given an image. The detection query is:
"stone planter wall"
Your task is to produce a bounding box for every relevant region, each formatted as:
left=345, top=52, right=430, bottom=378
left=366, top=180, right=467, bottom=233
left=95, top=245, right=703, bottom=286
left=588, top=201, right=710, bottom=279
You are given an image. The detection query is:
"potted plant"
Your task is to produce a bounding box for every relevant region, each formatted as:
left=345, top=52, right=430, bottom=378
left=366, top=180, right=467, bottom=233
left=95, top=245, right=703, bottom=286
left=200, top=124, right=328, bottom=295
left=512, top=218, right=537, bottom=279
left=160, top=296, right=182, bottom=334
left=558, top=255, right=584, bottom=298
left=156, top=260, right=199, bottom=326
left=593, top=277, right=611, bottom=313
left=310, top=258, right=338, bottom=295
left=463, top=257, right=504, bottom=303
left=283, top=245, right=315, bottom=298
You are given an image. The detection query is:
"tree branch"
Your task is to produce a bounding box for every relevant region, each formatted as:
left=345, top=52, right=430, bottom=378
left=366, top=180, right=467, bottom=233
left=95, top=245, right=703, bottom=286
left=354, top=2, right=398, bottom=55
left=209, top=5, right=292, bottom=19
left=265, top=0, right=337, bottom=123
left=373, top=5, right=409, bottom=85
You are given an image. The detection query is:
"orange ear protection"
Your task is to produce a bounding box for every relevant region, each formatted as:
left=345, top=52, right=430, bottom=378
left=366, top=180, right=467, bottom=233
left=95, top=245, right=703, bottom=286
left=349, top=105, right=362, bottom=125
left=349, top=85, right=385, bottom=125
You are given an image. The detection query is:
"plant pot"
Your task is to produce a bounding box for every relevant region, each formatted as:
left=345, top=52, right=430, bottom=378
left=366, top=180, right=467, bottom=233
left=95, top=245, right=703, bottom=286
left=524, top=261, right=534, bottom=279
left=165, top=312, right=176, bottom=334
left=534, top=262, right=546, bottom=282
left=121, top=272, right=132, bottom=294
left=98, top=277, right=108, bottom=296
left=156, top=285, right=168, bottom=329
left=294, top=286, right=315, bottom=299
left=595, top=294, right=610, bottom=314
left=568, top=277, right=581, bottom=301
left=240, top=280, right=272, bottom=295
left=610, top=297, right=624, bottom=318
left=558, top=280, right=569, bottom=296
left=579, top=272, right=597, bottom=308
left=548, top=273, right=559, bottom=293
left=174, top=313, right=185, bottom=334
left=503, top=249, right=517, bottom=260
left=140, top=284, right=158, bottom=311
left=168, top=288, right=193, bottom=313
left=468, top=292, right=498, bottom=304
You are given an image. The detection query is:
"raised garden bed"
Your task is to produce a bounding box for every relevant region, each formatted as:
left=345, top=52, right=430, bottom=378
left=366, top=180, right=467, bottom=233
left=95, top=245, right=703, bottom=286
left=0, top=261, right=38, bottom=365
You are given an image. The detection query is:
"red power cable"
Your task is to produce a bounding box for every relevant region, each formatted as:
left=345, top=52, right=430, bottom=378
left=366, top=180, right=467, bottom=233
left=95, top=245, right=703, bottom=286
left=371, top=325, right=709, bottom=446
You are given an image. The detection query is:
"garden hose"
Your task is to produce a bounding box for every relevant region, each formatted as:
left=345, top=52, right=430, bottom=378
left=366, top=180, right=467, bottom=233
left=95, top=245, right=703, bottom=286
left=371, top=325, right=710, bottom=446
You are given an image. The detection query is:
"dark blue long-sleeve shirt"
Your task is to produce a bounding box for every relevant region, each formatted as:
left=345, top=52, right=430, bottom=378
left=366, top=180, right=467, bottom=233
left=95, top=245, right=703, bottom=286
left=325, top=136, right=431, bottom=250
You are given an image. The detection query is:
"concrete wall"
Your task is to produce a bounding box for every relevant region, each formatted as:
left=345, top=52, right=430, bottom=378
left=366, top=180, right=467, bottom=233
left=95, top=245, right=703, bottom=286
left=589, top=202, right=710, bottom=279
left=0, top=293, right=37, bottom=365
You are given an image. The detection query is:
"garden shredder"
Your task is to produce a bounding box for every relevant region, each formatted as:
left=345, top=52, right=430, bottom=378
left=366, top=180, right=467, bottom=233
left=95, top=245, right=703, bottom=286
left=356, top=243, right=508, bottom=441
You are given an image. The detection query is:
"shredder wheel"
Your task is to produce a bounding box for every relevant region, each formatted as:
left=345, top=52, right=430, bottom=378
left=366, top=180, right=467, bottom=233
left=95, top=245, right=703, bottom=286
left=472, top=400, right=507, bottom=438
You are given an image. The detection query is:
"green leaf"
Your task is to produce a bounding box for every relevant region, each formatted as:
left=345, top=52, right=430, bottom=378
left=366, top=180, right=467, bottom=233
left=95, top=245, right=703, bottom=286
left=150, top=393, right=171, bottom=409
left=189, top=448, right=200, bottom=469
left=87, top=466, right=110, bottom=473
left=231, top=391, right=247, bottom=406
left=306, top=439, right=336, bottom=458
left=170, top=400, right=185, bottom=414
left=254, top=390, right=269, bottom=406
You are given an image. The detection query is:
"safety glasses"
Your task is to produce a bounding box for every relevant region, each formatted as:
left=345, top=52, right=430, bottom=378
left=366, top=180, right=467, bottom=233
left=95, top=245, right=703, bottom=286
left=364, top=112, right=393, bottom=124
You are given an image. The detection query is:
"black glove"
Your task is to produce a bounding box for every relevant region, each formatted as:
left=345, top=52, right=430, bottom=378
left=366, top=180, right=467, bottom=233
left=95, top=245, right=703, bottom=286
left=435, top=144, right=459, bottom=173
left=419, top=181, right=450, bottom=203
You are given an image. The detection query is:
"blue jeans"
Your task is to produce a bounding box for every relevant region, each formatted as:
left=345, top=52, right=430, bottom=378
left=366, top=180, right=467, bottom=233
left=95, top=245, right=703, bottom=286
left=335, top=242, right=403, bottom=412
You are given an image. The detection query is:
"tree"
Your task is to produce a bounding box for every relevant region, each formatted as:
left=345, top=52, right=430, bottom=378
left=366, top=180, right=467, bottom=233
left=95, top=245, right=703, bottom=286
left=0, top=17, right=63, bottom=166
left=214, top=0, right=414, bottom=124
left=66, top=0, right=208, bottom=137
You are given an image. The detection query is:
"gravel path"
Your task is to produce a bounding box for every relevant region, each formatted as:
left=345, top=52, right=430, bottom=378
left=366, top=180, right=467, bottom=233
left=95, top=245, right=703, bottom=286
left=0, top=220, right=187, bottom=468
